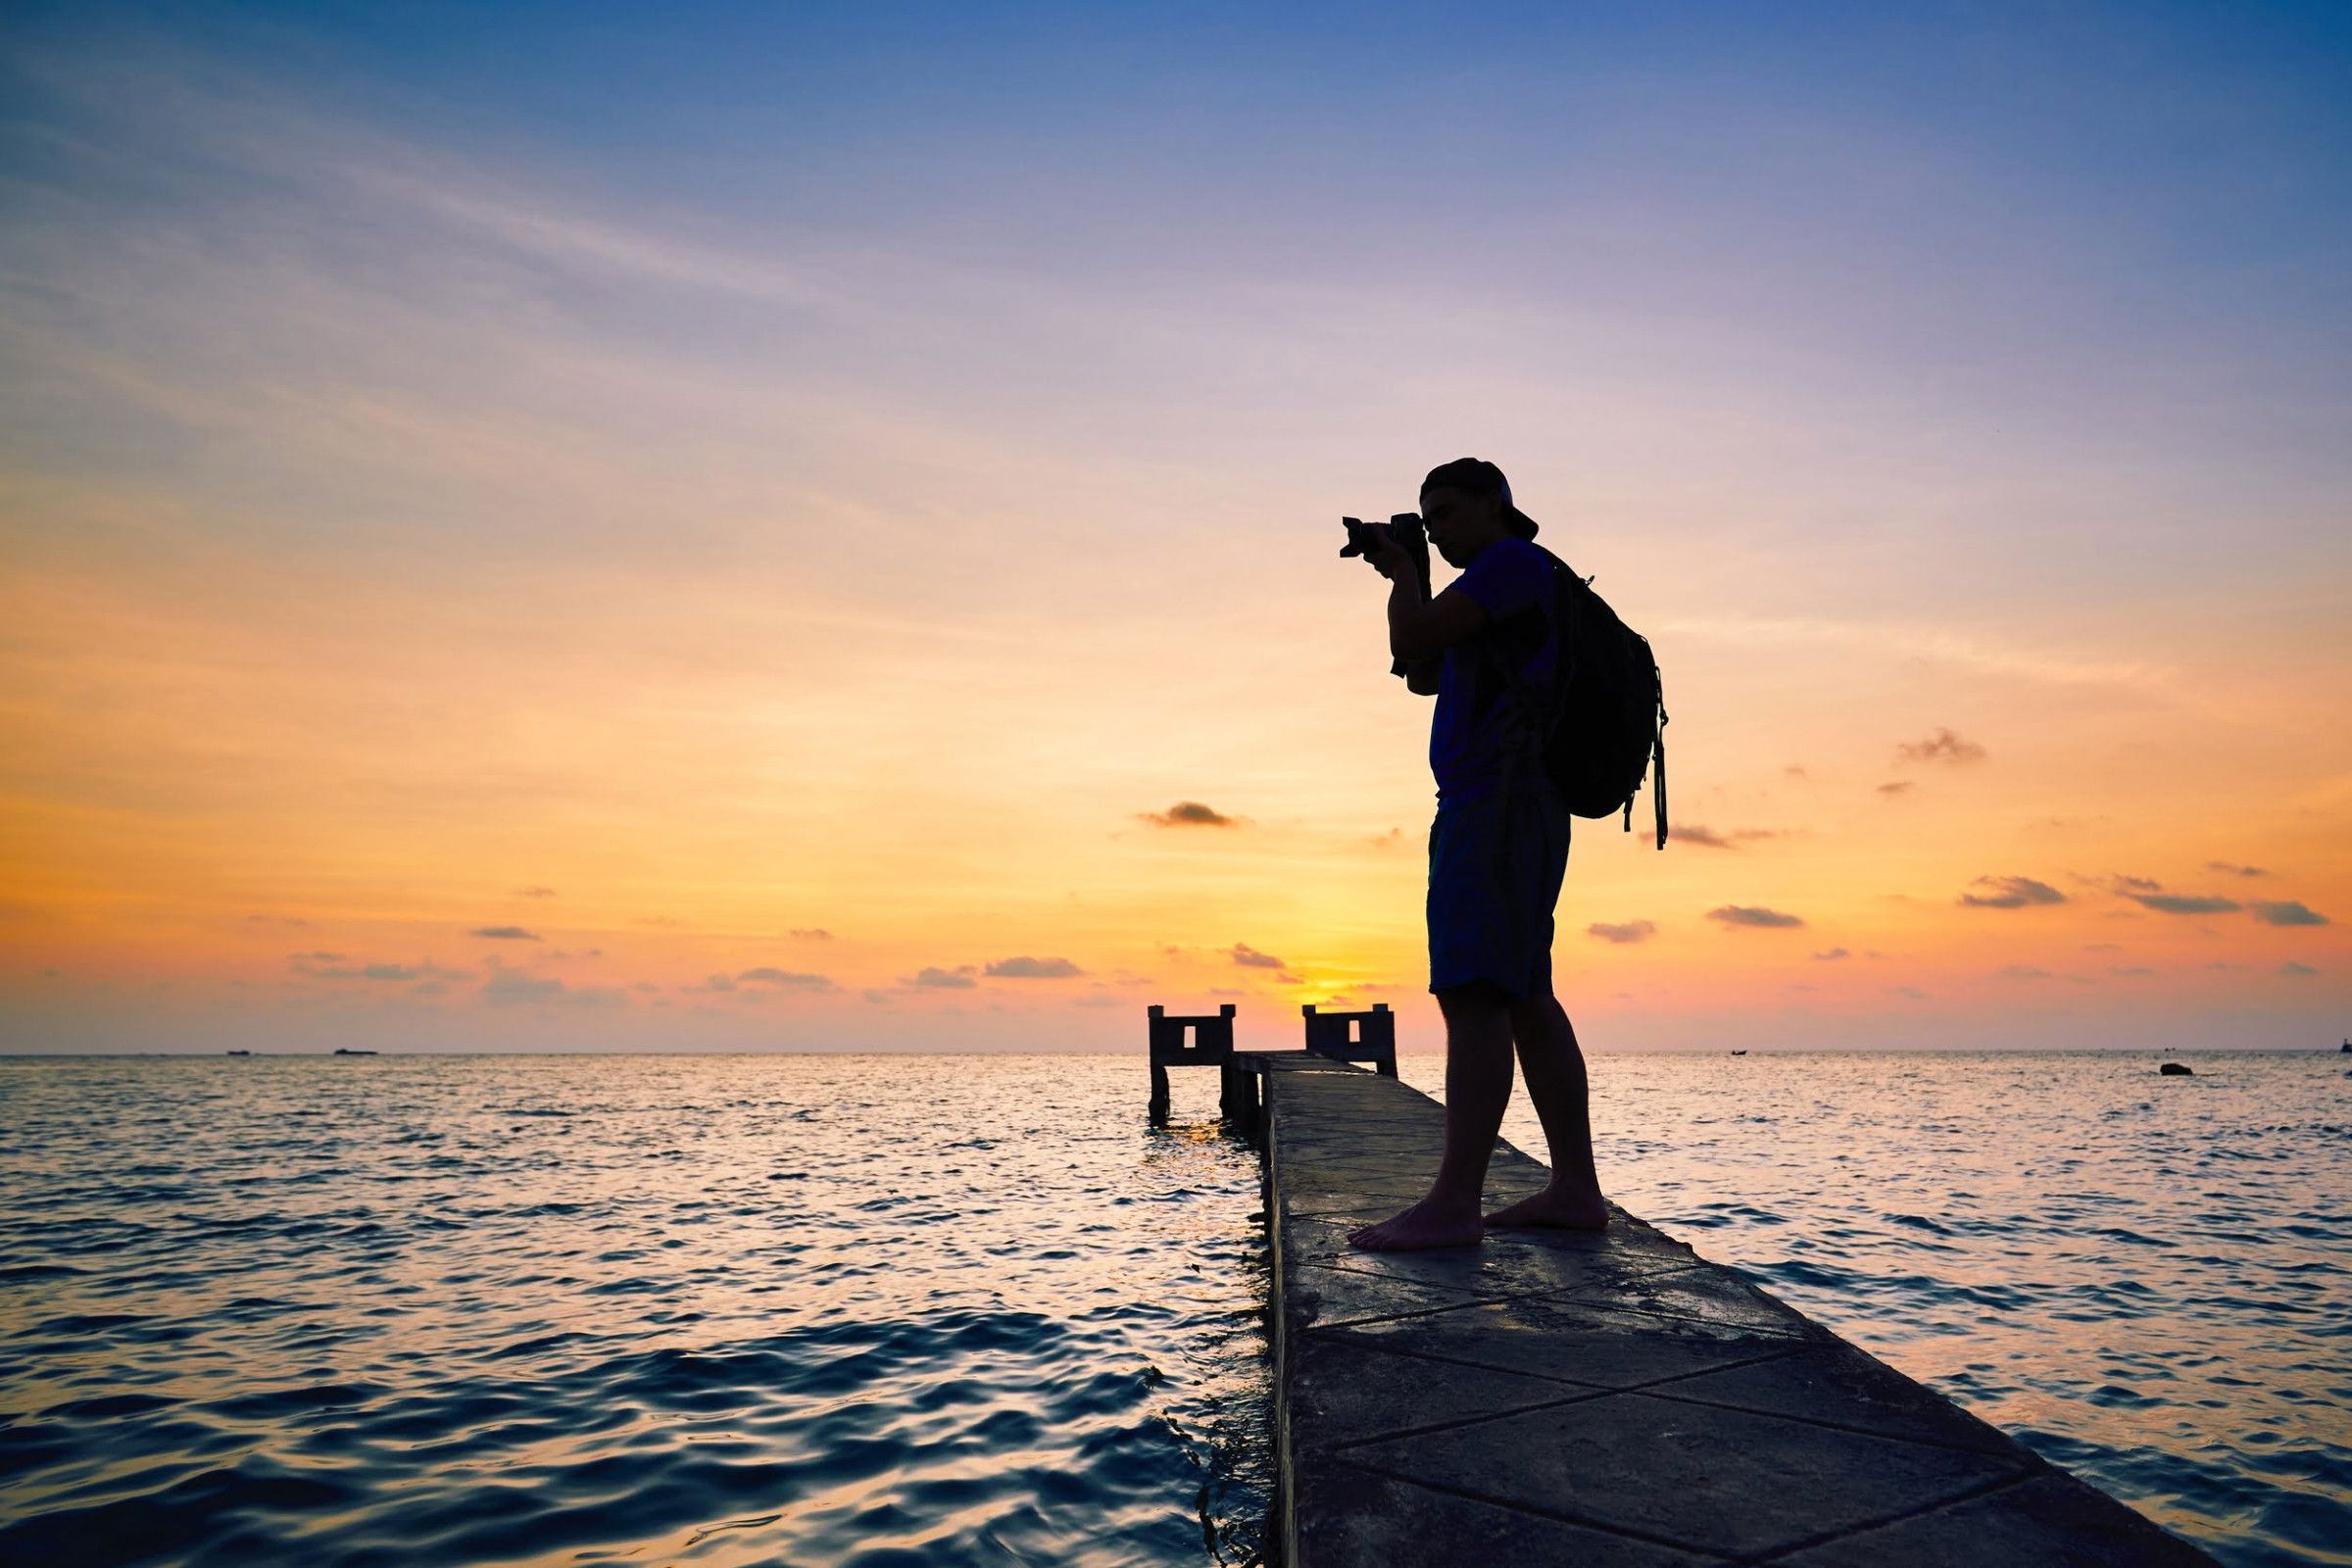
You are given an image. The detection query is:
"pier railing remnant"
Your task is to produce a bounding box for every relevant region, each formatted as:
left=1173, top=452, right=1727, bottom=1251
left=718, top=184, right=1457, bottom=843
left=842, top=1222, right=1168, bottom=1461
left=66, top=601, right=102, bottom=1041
left=1146, top=1003, right=1256, bottom=1125
left=1299, top=1004, right=1397, bottom=1076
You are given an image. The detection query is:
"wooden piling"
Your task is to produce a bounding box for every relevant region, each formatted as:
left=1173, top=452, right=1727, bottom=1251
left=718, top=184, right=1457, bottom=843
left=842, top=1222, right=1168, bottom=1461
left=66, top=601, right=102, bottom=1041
left=1146, top=1003, right=1239, bottom=1125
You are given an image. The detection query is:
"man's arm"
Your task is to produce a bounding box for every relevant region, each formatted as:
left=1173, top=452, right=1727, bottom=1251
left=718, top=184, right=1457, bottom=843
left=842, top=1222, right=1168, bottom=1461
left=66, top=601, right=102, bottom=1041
left=1365, top=526, right=1487, bottom=669
left=1389, top=580, right=1486, bottom=661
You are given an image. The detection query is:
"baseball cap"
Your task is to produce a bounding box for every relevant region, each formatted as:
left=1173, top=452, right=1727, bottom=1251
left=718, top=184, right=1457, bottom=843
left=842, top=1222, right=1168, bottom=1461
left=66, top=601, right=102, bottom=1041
left=1420, top=458, right=1538, bottom=539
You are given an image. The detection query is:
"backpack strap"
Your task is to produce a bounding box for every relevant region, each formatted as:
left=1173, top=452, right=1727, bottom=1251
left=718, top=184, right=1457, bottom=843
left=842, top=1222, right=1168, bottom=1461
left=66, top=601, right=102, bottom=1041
left=1652, top=699, right=1669, bottom=850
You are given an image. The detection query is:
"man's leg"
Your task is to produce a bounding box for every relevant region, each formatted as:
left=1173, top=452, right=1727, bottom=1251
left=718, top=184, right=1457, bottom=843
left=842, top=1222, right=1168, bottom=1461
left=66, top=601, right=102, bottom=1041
left=1348, top=982, right=1513, bottom=1251
left=1485, top=991, right=1608, bottom=1229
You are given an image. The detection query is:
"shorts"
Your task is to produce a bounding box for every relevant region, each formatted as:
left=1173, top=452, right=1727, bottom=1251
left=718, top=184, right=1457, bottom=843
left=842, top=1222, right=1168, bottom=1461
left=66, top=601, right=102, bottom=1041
left=1426, top=775, right=1572, bottom=1001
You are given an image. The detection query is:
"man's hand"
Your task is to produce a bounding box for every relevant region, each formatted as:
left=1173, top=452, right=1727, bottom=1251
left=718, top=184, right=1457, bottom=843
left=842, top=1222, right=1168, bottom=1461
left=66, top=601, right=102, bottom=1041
left=1362, top=522, right=1416, bottom=582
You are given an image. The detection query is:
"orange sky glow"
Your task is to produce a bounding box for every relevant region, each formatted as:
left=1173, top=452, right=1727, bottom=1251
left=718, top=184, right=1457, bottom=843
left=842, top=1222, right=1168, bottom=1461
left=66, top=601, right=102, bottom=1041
left=3, top=16, right=2347, bottom=1053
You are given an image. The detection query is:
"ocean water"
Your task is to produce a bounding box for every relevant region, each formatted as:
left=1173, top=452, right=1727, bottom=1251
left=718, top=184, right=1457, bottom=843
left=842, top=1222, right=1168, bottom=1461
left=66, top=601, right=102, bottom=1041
left=0, top=1055, right=1270, bottom=1568
left=1, top=1053, right=2345, bottom=1568
left=1402, top=1049, right=2352, bottom=1568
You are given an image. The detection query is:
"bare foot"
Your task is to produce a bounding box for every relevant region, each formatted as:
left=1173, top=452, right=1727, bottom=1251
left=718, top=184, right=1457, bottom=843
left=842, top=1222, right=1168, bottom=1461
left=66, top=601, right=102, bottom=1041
left=1348, top=1198, right=1485, bottom=1251
left=1485, top=1187, right=1609, bottom=1231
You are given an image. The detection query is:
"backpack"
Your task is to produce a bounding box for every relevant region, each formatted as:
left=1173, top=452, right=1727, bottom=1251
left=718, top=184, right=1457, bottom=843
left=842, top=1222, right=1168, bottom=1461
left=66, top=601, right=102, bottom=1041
left=1492, top=550, right=1669, bottom=848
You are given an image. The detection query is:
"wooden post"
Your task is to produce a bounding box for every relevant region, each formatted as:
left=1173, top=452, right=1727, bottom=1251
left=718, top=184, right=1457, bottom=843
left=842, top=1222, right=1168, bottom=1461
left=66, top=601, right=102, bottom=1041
left=1300, top=1002, right=1397, bottom=1076
left=1147, top=1003, right=1238, bottom=1123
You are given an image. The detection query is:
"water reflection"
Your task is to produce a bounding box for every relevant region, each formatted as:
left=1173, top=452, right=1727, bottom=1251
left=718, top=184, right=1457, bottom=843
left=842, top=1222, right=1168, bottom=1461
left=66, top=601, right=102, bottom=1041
left=0, top=1054, right=1271, bottom=1567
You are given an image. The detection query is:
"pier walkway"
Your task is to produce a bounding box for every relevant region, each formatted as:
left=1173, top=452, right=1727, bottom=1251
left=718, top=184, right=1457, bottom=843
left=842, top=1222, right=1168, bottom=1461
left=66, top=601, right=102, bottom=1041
left=1249, top=1054, right=2217, bottom=1567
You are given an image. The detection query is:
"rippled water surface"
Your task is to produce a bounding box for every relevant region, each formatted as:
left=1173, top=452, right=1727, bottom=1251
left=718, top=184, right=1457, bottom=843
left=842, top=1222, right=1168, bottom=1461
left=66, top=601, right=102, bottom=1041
left=0, top=1055, right=1270, bottom=1567
left=6, top=1052, right=2347, bottom=1568
left=1403, top=1049, right=2352, bottom=1568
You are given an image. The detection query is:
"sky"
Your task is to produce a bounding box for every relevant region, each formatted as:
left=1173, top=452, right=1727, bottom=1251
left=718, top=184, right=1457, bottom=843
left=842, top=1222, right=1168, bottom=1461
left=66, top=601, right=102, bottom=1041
left=2, top=1, right=2348, bottom=1054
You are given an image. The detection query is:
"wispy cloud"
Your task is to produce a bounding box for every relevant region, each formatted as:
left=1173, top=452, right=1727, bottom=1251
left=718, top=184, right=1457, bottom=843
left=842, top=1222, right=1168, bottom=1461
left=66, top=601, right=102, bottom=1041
left=906, top=965, right=978, bottom=989
left=1812, top=948, right=1850, bottom=960
left=1707, top=906, right=1804, bottom=929
left=482, top=970, right=624, bottom=1006
left=2123, top=892, right=2241, bottom=915
left=2250, top=901, right=2329, bottom=927
left=470, top=926, right=541, bottom=941
left=1142, top=801, right=1238, bottom=827
left=2205, top=861, right=2267, bottom=878
left=1959, top=875, right=2066, bottom=909
left=985, top=956, right=1085, bottom=978
left=1230, top=943, right=1285, bottom=968
left=1671, top=823, right=1786, bottom=850
left=1895, top=727, right=1986, bottom=766
left=737, top=967, right=834, bottom=990
left=1587, top=920, right=1657, bottom=944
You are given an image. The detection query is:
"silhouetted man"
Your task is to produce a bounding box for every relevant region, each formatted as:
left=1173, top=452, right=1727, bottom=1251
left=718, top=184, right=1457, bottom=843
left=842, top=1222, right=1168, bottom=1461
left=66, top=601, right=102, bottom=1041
left=1348, top=459, right=1607, bottom=1250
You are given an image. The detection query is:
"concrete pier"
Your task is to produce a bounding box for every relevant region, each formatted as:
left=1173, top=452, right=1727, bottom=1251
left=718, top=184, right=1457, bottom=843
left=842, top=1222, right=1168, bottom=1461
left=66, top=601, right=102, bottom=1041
left=1250, top=1054, right=2218, bottom=1567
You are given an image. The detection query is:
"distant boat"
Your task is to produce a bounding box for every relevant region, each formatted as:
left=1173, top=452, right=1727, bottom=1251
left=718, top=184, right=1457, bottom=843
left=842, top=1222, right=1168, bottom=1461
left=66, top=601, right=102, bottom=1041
left=225, top=1049, right=250, bottom=1056
left=332, top=1049, right=378, bottom=1056
left=1730, top=1050, right=1748, bottom=1055
left=2341, top=1039, right=2350, bottom=1054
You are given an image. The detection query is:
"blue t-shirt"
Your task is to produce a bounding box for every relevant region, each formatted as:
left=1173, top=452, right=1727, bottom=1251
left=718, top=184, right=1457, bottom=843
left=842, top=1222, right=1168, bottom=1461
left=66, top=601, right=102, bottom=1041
left=1429, top=539, right=1561, bottom=802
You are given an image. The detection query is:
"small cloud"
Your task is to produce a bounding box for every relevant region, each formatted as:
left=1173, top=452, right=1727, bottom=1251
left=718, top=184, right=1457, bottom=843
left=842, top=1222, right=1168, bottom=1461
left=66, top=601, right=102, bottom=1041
left=737, top=967, right=835, bottom=991
left=1960, top=875, right=2067, bottom=909
left=1141, top=801, right=1238, bottom=827
left=1368, top=827, right=1405, bottom=848
left=906, top=965, right=978, bottom=989
left=294, top=956, right=474, bottom=982
left=2279, top=960, right=2318, bottom=976
left=2109, top=965, right=2156, bottom=976
left=789, top=927, right=834, bottom=940
left=290, top=951, right=347, bottom=962
left=1230, top=943, right=1285, bottom=968
left=1274, top=972, right=1305, bottom=985
left=470, top=926, right=542, bottom=941
left=1707, top=906, right=1804, bottom=929
left=1891, top=986, right=1928, bottom=1000
left=482, top=970, right=568, bottom=1005
left=1073, top=993, right=1126, bottom=1007
left=2206, top=861, right=2267, bottom=877
left=1997, top=965, right=2051, bottom=981
left=1587, top=920, right=1657, bottom=945
left=1812, top=948, right=1849, bottom=961
left=2251, top=901, right=2329, bottom=927
left=2111, top=874, right=2163, bottom=894
left=681, top=974, right=736, bottom=993
left=1671, top=823, right=1787, bottom=850
left=515, top=886, right=557, bottom=898
left=2124, top=893, right=2242, bottom=915
left=1894, top=727, right=1986, bottom=766
left=984, top=956, right=1085, bottom=979
left=1876, top=781, right=1915, bottom=797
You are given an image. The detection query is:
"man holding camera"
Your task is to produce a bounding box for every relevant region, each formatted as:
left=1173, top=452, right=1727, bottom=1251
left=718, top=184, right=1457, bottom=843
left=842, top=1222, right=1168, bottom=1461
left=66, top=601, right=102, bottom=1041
left=1347, top=459, right=1608, bottom=1250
